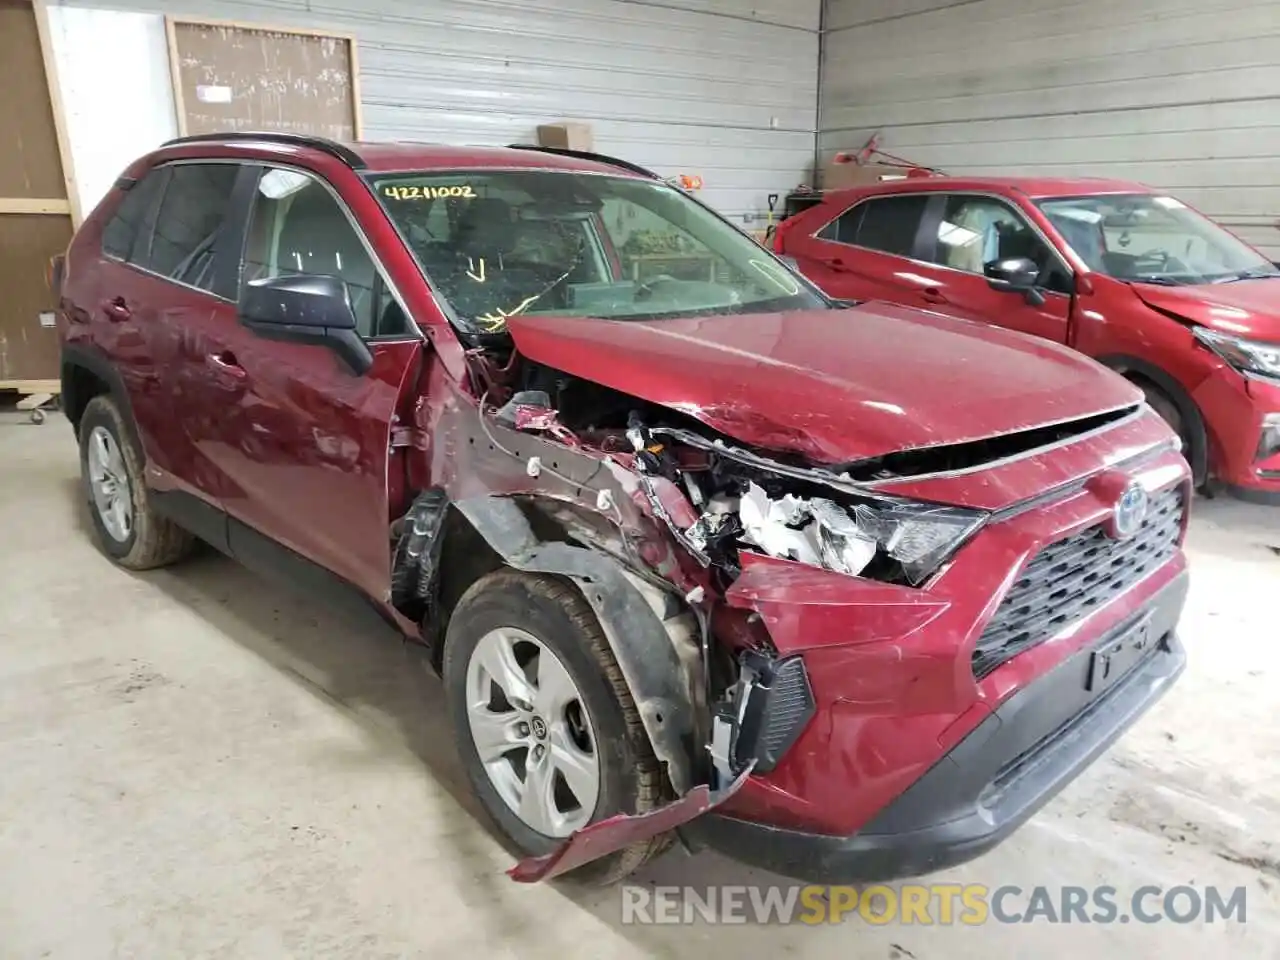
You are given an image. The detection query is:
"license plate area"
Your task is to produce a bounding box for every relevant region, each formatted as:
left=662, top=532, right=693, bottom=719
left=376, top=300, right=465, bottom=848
left=1086, top=616, right=1155, bottom=694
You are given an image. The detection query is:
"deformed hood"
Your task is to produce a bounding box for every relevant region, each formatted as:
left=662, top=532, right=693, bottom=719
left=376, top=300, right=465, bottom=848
left=505, top=303, right=1142, bottom=465
left=1133, top=279, right=1280, bottom=342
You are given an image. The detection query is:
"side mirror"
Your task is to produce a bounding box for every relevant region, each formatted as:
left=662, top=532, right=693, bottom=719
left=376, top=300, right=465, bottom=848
left=984, top=256, right=1045, bottom=306
left=240, top=275, right=373, bottom=376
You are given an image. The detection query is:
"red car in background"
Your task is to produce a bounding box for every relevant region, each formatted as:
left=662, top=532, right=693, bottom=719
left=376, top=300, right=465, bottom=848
left=775, top=178, right=1280, bottom=504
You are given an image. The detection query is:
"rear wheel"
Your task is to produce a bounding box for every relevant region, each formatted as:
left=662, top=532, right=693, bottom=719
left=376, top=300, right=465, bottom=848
left=79, top=395, right=194, bottom=569
left=443, top=569, right=666, bottom=884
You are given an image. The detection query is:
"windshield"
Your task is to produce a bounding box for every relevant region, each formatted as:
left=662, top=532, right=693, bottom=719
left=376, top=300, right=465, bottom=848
left=1037, top=194, right=1279, bottom=286
left=367, top=170, right=826, bottom=333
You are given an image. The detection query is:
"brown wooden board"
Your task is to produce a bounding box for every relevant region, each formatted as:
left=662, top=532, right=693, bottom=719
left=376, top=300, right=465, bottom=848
left=0, top=213, right=71, bottom=381
left=168, top=19, right=359, bottom=141
left=0, top=0, right=67, bottom=201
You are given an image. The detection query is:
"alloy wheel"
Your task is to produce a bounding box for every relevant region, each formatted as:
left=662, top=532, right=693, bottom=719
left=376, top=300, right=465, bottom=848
left=86, top=425, right=133, bottom=543
left=464, top=627, right=600, bottom=837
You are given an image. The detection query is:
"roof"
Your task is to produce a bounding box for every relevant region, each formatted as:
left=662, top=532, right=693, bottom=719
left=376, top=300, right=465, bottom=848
left=156, top=133, right=650, bottom=178
left=354, top=141, right=649, bottom=176
left=828, top=175, right=1156, bottom=201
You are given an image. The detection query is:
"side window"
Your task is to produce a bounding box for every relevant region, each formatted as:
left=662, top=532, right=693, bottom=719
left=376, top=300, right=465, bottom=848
left=816, top=203, right=864, bottom=245
left=931, top=195, right=1071, bottom=292
left=817, top=195, right=928, bottom=257
left=855, top=195, right=929, bottom=256
left=146, top=163, right=239, bottom=291
left=102, top=169, right=167, bottom=262
left=243, top=168, right=407, bottom=338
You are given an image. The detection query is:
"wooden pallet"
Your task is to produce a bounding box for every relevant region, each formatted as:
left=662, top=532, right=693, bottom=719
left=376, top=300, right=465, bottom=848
left=0, top=379, right=60, bottom=422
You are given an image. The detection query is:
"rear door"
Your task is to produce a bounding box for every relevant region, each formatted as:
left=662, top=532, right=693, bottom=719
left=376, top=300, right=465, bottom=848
left=89, top=162, right=243, bottom=522
left=909, top=193, right=1073, bottom=343
left=205, top=164, right=424, bottom=602
left=785, top=193, right=933, bottom=302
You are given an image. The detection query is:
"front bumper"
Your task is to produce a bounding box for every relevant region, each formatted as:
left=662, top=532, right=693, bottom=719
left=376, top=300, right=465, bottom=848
left=1193, top=368, right=1280, bottom=502
left=683, top=573, right=1187, bottom=882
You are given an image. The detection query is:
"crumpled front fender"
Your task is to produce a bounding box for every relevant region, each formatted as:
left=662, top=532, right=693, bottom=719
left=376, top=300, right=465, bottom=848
left=453, top=495, right=698, bottom=797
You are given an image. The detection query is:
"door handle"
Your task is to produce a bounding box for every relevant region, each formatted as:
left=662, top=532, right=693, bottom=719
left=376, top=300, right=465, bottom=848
left=103, top=297, right=131, bottom=322
left=823, top=256, right=847, bottom=272
left=206, top=351, right=247, bottom=381
left=921, top=287, right=948, bottom=305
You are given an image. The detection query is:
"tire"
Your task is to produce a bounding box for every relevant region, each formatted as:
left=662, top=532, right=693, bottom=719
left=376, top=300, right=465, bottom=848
left=1134, top=378, right=1208, bottom=488
left=443, top=569, right=666, bottom=884
left=78, top=395, right=195, bottom=569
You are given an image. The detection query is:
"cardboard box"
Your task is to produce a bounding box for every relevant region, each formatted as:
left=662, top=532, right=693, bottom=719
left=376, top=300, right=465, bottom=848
left=537, top=122, right=594, bottom=151
left=822, top=160, right=914, bottom=191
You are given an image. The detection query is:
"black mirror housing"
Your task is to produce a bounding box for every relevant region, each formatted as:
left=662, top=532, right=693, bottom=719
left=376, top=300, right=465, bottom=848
left=984, top=256, right=1046, bottom=305
left=984, top=257, right=1039, bottom=290
left=240, top=275, right=373, bottom=375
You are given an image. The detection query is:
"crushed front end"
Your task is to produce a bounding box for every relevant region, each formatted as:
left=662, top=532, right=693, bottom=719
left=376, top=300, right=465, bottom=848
left=426, top=353, right=1191, bottom=883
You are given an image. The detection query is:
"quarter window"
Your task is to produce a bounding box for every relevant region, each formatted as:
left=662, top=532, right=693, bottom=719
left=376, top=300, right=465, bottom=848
left=102, top=169, right=167, bottom=262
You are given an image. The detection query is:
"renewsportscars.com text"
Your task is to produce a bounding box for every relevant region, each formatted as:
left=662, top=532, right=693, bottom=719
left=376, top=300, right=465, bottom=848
left=621, top=883, right=1249, bottom=926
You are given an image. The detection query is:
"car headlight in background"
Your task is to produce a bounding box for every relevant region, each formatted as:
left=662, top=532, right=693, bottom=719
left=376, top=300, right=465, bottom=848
left=734, top=481, right=986, bottom=584
left=1194, top=328, right=1280, bottom=380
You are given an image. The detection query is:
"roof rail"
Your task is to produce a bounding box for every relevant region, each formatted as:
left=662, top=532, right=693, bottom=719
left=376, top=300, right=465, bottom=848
left=506, top=144, right=658, bottom=180
left=161, top=131, right=366, bottom=169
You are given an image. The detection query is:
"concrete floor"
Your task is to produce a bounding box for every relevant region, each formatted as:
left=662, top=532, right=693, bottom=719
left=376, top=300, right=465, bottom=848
left=1, top=410, right=1277, bottom=959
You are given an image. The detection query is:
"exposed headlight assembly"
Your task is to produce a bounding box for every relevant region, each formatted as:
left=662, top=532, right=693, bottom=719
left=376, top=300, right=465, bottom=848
left=1194, top=328, right=1280, bottom=380
left=734, top=481, right=985, bottom=584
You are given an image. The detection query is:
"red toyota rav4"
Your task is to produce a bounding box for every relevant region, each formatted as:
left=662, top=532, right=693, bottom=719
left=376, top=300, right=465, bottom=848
left=56, top=134, right=1189, bottom=884
left=775, top=177, right=1280, bottom=504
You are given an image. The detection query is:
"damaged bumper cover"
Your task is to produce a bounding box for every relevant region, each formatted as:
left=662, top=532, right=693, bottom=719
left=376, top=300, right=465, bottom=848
left=680, top=576, right=1187, bottom=882
left=509, top=767, right=752, bottom=883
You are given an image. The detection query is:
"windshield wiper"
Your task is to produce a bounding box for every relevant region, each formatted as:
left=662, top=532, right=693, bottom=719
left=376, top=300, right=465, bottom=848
left=1213, top=268, right=1280, bottom=283
left=1130, top=276, right=1184, bottom=286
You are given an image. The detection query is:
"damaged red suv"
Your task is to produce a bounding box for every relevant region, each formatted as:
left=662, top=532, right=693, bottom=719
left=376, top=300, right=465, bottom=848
left=56, top=134, right=1188, bottom=884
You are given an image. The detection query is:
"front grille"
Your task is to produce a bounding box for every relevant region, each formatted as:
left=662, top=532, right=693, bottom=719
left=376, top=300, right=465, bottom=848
left=972, top=486, right=1184, bottom=679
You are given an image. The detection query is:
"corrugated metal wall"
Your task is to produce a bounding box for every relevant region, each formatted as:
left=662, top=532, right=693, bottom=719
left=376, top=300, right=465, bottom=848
left=58, top=0, right=820, bottom=224
left=819, top=0, right=1280, bottom=256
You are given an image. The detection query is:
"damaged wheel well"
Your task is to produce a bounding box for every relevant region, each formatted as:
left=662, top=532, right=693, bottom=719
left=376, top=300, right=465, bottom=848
left=393, top=490, right=703, bottom=796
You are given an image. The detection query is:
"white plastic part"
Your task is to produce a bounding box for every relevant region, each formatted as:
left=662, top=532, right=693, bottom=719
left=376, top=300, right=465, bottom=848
left=526, top=456, right=542, bottom=478
left=738, top=482, right=821, bottom=565
left=736, top=482, right=875, bottom=577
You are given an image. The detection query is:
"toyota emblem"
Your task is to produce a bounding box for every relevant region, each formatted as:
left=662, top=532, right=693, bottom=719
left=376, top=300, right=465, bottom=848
left=1112, top=483, right=1150, bottom=539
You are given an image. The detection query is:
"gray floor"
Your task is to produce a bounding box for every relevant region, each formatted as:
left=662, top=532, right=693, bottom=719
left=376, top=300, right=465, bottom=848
left=2, top=410, right=1277, bottom=958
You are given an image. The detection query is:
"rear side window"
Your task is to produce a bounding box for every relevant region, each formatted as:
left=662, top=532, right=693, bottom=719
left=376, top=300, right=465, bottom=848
left=102, top=170, right=166, bottom=261
left=817, top=194, right=928, bottom=256
left=817, top=202, right=864, bottom=245
left=144, top=163, right=240, bottom=291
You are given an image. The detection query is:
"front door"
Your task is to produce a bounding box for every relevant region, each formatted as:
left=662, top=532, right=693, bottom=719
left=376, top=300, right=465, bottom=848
left=196, top=164, right=424, bottom=603
left=910, top=193, right=1073, bottom=343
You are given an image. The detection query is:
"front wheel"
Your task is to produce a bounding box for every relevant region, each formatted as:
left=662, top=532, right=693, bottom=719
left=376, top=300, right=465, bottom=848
left=443, top=570, right=666, bottom=884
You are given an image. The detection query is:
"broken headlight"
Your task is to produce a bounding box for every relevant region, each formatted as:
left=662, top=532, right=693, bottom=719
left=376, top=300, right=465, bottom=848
left=851, top=500, right=987, bottom=583
left=735, top=481, right=985, bottom=584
